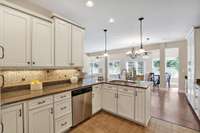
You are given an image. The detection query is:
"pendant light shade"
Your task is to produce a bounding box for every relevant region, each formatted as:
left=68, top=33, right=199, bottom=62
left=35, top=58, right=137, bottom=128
left=126, top=17, right=150, bottom=59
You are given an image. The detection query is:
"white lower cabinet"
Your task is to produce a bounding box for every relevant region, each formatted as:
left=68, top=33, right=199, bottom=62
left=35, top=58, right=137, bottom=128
left=135, top=89, right=145, bottom=124
left=102, top=85, right=117, bottom=114
left=28, top=96, right=54, bottom=133
left=117, top=87, right=134, bottom=120
left=2, top=104, right=23, bottom=133
left=92, top=85, right=102, bottom=114
left=54, top=91, right=72, bottom=133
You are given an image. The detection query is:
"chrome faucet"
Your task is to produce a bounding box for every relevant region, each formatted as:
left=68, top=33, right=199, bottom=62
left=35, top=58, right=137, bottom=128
left=120, top=69, right=128, bottom=80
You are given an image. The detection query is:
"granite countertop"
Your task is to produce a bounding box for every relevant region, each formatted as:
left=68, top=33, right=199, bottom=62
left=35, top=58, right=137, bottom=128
left=1, top=79, right=152, bottom=106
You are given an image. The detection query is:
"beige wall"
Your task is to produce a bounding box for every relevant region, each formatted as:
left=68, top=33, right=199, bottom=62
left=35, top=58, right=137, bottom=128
left=86, top=40, right=188, bottom=92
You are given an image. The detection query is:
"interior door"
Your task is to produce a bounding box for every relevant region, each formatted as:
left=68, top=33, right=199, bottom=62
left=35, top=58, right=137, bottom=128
left=0, top=6, right=31, bottom=66
left=32, top=18, right=54, bottom=67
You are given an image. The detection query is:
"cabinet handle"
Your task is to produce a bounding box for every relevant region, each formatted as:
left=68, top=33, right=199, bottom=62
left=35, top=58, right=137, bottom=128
left=61, top=122, right=67, bottom=126
left=32, top=61, right=35, bottom=65
left=135, top=91, right=137, bottom=96
left=19, top=109, right=22, bottom=117
left=60, top=95, right=66, bottom=99
left=0, top=74, right=5, bottom=88
left=0, top=45, right=5, bottom=59
left=38, top=100, right=45, bottom=105
left=60, top=106, right=67, bottom=111
left=27, top=61, right=30, bottom=64
left=50, top=108, right=53, bottom=114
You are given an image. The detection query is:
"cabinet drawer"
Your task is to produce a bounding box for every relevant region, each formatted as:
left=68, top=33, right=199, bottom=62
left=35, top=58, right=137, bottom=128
left=93, top=84, right=102, bottom=91
left=55, top=113, right=72, bottom=133
left=28, top=96, right=53, bottom=109
left=54, top=99, right=71, bottom=118
left=118, top=86, right=134, bottom=94
left=103, top=84, right=117, bottom=91
left=54, top=91, right=71, bottom=102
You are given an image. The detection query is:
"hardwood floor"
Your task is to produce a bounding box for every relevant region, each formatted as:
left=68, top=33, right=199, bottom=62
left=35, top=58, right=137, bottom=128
left=151, top=89, right=200, bottom=131
left=69, top=111, right=199, bottom=133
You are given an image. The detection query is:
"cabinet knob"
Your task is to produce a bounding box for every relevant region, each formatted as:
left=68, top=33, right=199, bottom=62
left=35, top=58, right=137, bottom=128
left=27, top=61, right=30, bottom=64
left=32, top=61, right=35, bottom=65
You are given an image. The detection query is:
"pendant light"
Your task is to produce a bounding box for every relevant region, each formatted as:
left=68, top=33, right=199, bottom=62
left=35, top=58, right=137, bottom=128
left=127, top=17, right=150, bottom=59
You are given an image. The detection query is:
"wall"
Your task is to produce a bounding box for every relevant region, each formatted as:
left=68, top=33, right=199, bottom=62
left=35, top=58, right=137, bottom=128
left=86, top=40, right=187, bottom=92
left=0, top=69, right=79, bottom=88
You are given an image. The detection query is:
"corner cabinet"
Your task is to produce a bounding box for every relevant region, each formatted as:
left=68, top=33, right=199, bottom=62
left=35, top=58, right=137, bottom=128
left=0, top=5, right=31, bottom=67
left=92, top=85, right=102, bottom=114
left=2, top=104, right=23, bottom=133
left=31, top=18, right=54, bottom=67
left=102, top=84, right=117, bottom=114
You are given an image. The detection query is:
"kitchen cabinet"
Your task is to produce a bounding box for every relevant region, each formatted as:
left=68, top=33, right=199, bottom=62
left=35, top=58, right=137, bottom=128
left=28, top=96, right=54, bottom=133
left=135, top=88, right=151, bottom=125
left=54, top=91, right=72, bottom=133
left=117, top=87, right=134, bottom=120
left=102, top=84, right=117, bottom=114
left=2, top=104, right=23, bottom=133
left=92, top=85, right=102, bottom=114
left=0, top=6, right=31, bottom=67
left=71, top=25, right=84, bottom=67
left=32, top=17, right=54, bottom=67
left=54, top=18, right=71, bottom=67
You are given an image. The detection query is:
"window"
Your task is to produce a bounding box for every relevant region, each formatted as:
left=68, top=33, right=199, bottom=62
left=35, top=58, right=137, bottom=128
left=165, top=57, right=179, bottom=78
left=126, top=61, right=144, bottom=75
left=108, top=60, right=121, bottom=75
left=89, top=62, right=100, bottom=75
left=152, top=59, right=160, bottom=75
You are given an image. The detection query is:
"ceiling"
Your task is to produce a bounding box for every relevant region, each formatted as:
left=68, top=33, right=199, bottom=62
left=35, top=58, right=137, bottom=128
left=24, top=0, right=200, bottom=52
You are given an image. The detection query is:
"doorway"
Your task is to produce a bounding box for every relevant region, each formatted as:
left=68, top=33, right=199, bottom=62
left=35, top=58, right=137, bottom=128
left=165, top=48, right=179, bottom=91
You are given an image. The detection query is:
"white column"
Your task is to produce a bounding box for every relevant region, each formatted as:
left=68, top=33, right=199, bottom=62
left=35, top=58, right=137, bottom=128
left=160, top=44, right=166, bottom=88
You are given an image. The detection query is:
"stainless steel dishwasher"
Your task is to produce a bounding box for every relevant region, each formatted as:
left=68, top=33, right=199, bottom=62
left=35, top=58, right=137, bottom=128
left=72, top=87, right=92, bottom=127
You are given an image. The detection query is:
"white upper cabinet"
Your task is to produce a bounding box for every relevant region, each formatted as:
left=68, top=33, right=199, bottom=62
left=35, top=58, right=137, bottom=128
left=0, top=6, right=31, bottom=67
left=54, top=18, right=71, bottom=67
left=32, top=18, right=54, bottom=67
left=71, top=25, right=84, bottom=67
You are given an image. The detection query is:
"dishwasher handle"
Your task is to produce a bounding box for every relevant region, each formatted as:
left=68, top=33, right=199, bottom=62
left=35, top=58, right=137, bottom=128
left=72, top=87, right=92, bottom=96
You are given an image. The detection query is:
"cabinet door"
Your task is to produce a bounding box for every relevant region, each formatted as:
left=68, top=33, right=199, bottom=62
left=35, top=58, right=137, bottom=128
left=135, top=89, right=145, bottom=124
left=0, top=6, right=31, bottom=66
left=102, top=89, right=117, bottom=114
left=2, top=104, right=23, bottom=133
left=71, top=25, right=84, bottom=67
left=54, top=18, right=71, bottom=67
left=118, top=92, right=134, bottom=120
left=32, top=18, right=54, bottom=67
left=29, top=105, right=54, bottom=133
left=92, top=85, right=102, bottom=114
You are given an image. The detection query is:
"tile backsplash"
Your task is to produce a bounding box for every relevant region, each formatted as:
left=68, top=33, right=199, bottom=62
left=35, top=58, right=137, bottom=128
left=0, top=69, right=80, bottom=87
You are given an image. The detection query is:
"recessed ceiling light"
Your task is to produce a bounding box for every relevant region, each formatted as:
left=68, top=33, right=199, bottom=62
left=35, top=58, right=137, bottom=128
left=109, top=18, right=115, bottom=23
left=86, top=1, right=94, bottom=7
